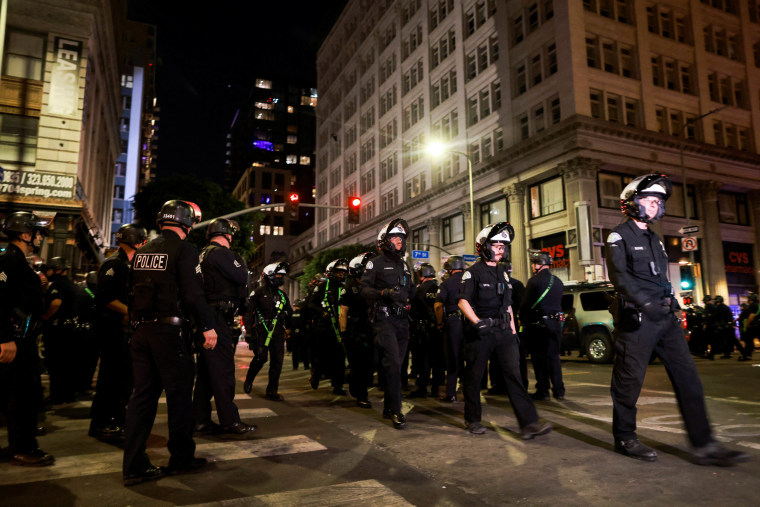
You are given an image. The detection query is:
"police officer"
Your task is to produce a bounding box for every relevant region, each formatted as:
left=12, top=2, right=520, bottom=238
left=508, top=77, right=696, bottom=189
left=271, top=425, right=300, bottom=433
left=701, top=295, right=717, bottom=359
left=89, top=224, right=146, bottom=440
left=409, top=262, right=443, bottom=398
left=740, top=292, right=759, bottom=361
left=288, top=301, right=310, bottom=370
left=713, top=295, right=735, bottom=359
left=434, top=256, right=466, bottom=402
left=339, top=252, right=375, bottom=408
left=309, top=258, right=348, bottom=395
left=0, top=212, right=55, bottom=466
left=41, top=256, right=78, bottom=405
left=606, top=174, right=748, bottom=465
left=360, top=219, right=414, bottom=429
left=243, top=261, right=292, bottom=401
left=123, top=200, right=217, bottom=486
left=194, top=218, right=254, bottom=434
left=521, top=250, right=565, bottom=401
left=458, top=223, right=551, bottom=438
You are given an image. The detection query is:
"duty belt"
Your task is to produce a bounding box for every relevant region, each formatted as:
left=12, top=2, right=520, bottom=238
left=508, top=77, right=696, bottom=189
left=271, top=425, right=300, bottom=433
left=377, top=305, right=409, bottom=318
left=209, top=299, right=238, bottom=312
left=542, top=313, right=565, bottom=321
left=136, top=315, right=184, bottom=327
left=446, top=310, right=460, bottom=318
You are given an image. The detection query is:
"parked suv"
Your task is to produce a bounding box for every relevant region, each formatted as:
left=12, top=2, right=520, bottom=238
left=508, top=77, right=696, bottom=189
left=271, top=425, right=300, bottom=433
left=561, top=281, right=616, bottom=363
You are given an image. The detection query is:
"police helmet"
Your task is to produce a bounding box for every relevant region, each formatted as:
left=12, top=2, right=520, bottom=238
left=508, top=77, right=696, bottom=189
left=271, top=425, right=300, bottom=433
left=262, top=261, right=288, bottom=287
left=416, top=262, right=436, bottom=279
left=2, top=211, right=51, bottom=237
left=703, top=295, right=713, bottom=303
left=115, top=223, right=147, bottom=247
left=85, top=271, right=98, bottom=291
left=714, top=295, right=724, bottom=304
left=47, top=256, right=70, bottom=272
left=326, top=258, right=349, bottom=276
left=156, top=200, right=202, bottom=229
left=445, top=255, right=466, bottom=272
left=620, top=174, right=672, bottom=223
left=475, top=222, right=514, bottom=262
left=377, top=218, right=408, bottom=257
left=748, top=292, right=759, bottom=303
left=207, top=218, right=239, bottom=239
left=528, top=249, right=553, bottom=266
left=349, top=252, right=373, bottom=278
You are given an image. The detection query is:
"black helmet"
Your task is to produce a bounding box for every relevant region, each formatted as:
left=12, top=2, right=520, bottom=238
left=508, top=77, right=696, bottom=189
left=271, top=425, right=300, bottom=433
left=445, top=255, right=466, bottom=272
left=377, top=218, right=408, bottom=257
left=156, top=200, right=202, bottom=228
left=349, top=252, right=373, bottom=278
left=207, top=218, right=239, bottom=239
left=714, top=295, right=724, bottom=304
left=47, top=256, right=70, bottom=271
left=416, top=262, right=436, bottom=279
left=476, top=222, right=514, bottom=262
left=703, top=295, right=713, bottom=303
left=620, top=174, right=672, bottom=223
left=115, top=224, right=146, bottom=247
left=326, top=258, right=349, bottom=277
left=85, top=271, right=98, bottom=291
left=528, top=249, right=553, bottom=266
left=2, top=211, right=51, bottom=236
left=262, top=261, right=288, bottom=287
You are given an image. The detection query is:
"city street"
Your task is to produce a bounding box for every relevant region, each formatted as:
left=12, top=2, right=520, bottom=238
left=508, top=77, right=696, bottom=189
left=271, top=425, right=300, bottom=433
left=2, top=344, right=759, bottom=506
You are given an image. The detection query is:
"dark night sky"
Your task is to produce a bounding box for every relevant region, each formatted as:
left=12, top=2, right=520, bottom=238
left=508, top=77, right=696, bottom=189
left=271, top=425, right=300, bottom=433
left=126, top=1, right=349, bottom=185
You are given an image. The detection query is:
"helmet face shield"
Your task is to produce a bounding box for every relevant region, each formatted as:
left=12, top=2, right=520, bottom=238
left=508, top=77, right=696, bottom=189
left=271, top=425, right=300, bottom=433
left=349, top=252, right=373, bottom=277
left=620, top=174, right=672, bottom=223
left=476, top=222, right=514, bottom=262
left=378, top=218, right=408, bottom=256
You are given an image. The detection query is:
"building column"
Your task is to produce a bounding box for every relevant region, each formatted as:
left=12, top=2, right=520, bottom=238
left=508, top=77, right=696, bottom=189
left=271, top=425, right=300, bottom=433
left=558, top=157, right=602, bottom=281
left=426, top=217, right=442, bottom=271
left=504, top=183, right=528, bottom=282
left=460, top=203, right=475, bottom=256
left=699, top=180, right=727, bottom=297
left=749, top=190, right=760, bottom=290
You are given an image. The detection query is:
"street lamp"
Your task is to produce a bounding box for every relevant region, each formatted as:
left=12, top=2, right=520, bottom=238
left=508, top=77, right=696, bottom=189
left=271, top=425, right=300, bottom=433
left=428, top=141, right=475, bottom=250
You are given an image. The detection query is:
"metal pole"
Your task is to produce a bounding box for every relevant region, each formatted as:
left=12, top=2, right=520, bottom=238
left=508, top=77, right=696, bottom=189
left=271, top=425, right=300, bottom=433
left=450, top=150, right=475, bottom=245
left=194, top=202, right=347, bottom=229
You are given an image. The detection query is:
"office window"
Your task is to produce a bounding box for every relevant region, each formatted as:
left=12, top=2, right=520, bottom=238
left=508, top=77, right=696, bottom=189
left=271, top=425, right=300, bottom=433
left=442, top=214, right=464, bottom=244
left=480, top=198, right=507, bottom=228
left=598, top=172, right=633, bottom=208
left=530, top=176, right=565, bottom=218
left=718, top=191, right=749, bottom=225
left=256, top=79, right=272, bottom=89
left=4, top=30, right=45, bottom=80
left=0, top=114, right=38, bottom=166
left=286, top=155, right=297, bottom=164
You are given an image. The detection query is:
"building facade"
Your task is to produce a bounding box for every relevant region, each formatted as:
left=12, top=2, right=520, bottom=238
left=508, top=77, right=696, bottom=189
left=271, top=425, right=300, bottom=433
left=314, top=0, right=760, bottom=306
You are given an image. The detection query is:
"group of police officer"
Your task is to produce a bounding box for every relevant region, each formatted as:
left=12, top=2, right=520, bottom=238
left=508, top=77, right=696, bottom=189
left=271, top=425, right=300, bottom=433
left=1, top=172, right=752, bottom=484
left=686, top=293, right=757, bottom=361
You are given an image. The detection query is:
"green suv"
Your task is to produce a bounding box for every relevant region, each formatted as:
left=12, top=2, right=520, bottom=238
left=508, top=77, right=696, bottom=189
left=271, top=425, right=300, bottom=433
left=561, top=281, right=616, bottom=363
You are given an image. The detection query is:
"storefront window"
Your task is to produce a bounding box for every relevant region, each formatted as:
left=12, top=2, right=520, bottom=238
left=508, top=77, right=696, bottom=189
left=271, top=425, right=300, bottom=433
left=529, top=231, right=570, bottom=281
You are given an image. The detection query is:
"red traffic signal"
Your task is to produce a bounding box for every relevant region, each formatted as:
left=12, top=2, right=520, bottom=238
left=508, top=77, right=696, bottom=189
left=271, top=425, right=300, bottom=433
left=348, top=196, right=361, bottom=224
left=288, top=193, right=299, bottom=215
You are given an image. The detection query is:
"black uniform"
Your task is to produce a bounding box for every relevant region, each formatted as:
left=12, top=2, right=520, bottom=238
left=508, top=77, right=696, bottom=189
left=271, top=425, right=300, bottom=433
left=605, top=220, right=712, bottom=447
left=458, top=261, right=539, bottom=428
left=437, top=271, right=464, bottom=399
left=288, top=305, right=309, bottom=370
left=90, top=248, right=133, bottom=433
left=521, top=268, right=565, bottom=399
left=702, top=301, right=717, bottom=358
left=340, top=277, right=374, bottom=401
left=0, top=243, right=45, bottom=456
left=123, top=229, right=215, bottom=475
left=410, top=278, right=443, bottom=396
left=194, top=243, right=248, bottom=427
left=243, top=281, right=292, bottom=395
left=360, top=253, right=413, bottom=415
left=43, top=272, right=78, bottom=403
left=489, top=274, right=527, bottom=392
left=309, top=277, right=346, bottom=390
left=742, top=301, right=759, bottom=359
left=713, top=301, right=735, bottom=358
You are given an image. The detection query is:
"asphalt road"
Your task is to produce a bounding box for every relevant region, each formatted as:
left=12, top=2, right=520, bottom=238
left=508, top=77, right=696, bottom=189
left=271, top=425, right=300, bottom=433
left=2, top=345, right=759, bottom=506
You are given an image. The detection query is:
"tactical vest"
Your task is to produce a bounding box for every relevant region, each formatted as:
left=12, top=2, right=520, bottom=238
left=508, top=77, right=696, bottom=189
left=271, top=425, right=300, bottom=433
left=130, top=234, right=184, bottom=317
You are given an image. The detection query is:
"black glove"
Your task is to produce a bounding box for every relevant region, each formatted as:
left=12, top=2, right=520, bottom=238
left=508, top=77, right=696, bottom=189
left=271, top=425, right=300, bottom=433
left=381, top=286, right=404, bottom=303
left=476, top=318, right=493, bottom=337
left=640, top=301, right=670, bottom=322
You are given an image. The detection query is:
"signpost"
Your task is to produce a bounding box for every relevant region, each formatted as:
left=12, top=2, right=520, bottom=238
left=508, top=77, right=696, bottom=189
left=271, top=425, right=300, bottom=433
left=412, top=250, right=429, bottom=260
left=682, top=237, right=698, bottom=252
left=462, top=254, right=478, bottom=262
left=679, top=225, right=700, bottom=235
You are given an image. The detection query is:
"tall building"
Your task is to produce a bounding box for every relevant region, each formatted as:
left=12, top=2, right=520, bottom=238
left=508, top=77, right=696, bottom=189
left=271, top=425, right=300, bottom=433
left=110, top=18, right=158, bottom=248
left=0, top=0, right=123, bottom=269
left=315, top=0, right=760, bottom=305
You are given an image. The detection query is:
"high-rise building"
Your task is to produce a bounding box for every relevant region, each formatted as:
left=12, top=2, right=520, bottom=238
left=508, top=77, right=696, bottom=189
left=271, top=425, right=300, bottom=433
left=315, top=0, right=760, bottom=304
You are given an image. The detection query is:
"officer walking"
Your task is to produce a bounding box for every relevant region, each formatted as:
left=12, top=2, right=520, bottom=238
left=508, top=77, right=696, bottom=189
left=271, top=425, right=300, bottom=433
left=89, top=224, right=146, bottom=440
left=194, top=218, right=255, bottom=434
left=0, top=212, right=55, bottom=466
left=339, top=252, right=375, bottom=408
left=434, top=256, right=466, bottom=402
left=360, top=219, right=414, bottom=429
left=409, top=263, right=443, bottom=398
left=309, top=258, right=348, bottom=395
left=123, top=200, right=217, bottom=486
left=521, top=249, right=565, bottom=401
left=606, top=174, right=748, bottom=465
left=457, top=222, right=551, bottom=438
left=243, top=261, right=292, bottom=401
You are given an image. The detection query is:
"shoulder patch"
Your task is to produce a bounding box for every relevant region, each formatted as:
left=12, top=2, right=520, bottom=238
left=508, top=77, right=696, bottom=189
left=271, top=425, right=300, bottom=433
left=462, top=271, right=472, bottom=281
left=105, top=268, right=115, bottom=277
left=0, top=271, right=6, bottom=283
left=607, top=232, right=622, bottom=243
left=366, top=261, right=374, bottom=270
left=233, top=259, right=241, bottom=267
left=195, top=264, right=202, bottom=275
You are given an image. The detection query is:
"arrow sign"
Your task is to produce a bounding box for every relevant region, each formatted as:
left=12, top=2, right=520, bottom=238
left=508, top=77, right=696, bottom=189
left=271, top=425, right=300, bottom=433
left=679, top=225, right=699, bottom=235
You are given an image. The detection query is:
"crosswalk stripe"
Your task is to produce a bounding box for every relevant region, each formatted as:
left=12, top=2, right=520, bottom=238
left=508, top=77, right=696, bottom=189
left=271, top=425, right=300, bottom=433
left=188, top=479, right=414, bottom=506
left=0, top=435, right=326, bottom=486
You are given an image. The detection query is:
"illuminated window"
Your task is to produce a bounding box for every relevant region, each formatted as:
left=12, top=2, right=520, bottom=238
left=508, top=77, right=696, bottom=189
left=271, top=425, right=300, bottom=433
left=287, top=135, right=297, bottom=144
left=253, top=140, right=274, bottom=151
left=256, top=79, right=272, bottom=89
left=286, top=155, right=297, bottom=164
left=301, top=95, right=318, bottom=107
left=300, top=155, right=311, bottom=165
left=287, top=106, right=294, bottom=113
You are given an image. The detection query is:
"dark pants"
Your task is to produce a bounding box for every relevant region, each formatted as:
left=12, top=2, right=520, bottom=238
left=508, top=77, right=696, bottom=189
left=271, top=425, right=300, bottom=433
left=463, top=324, right=538, bottom=428
left=0, top=341, right=42, bottom=454
left=90, top=320, right=132, bottom=429
left=374, top=316, right=409, bottom=413
left=344, top=323, right=374, bottom=401
left=611, top=313, right=712, bottom=446
left=443, top=315, right=463, bottom=398
left=193, top=318, right=240, bottom=426
left=527, top=320, right=565, bottom=397
left=412, top=321, right=444, bottom=393
left=44, top=325, right=76, bottom=403
left=74, top=326, right=99, bottom=392
left=123, top=322, right=196, bottom=475
left=246, top=329, right=285, bottom=394
left=289, top=332, right=310, bottom=369
left=311, top=319, right=345, bottom=388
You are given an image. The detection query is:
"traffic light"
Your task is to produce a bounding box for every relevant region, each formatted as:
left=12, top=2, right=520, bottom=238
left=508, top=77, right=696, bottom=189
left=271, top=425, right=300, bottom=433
left=288, top=193, right=299, bottom=217
left=679, top=264, right=694, bottom=290
left=348, top=196, right=361, bottom=224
